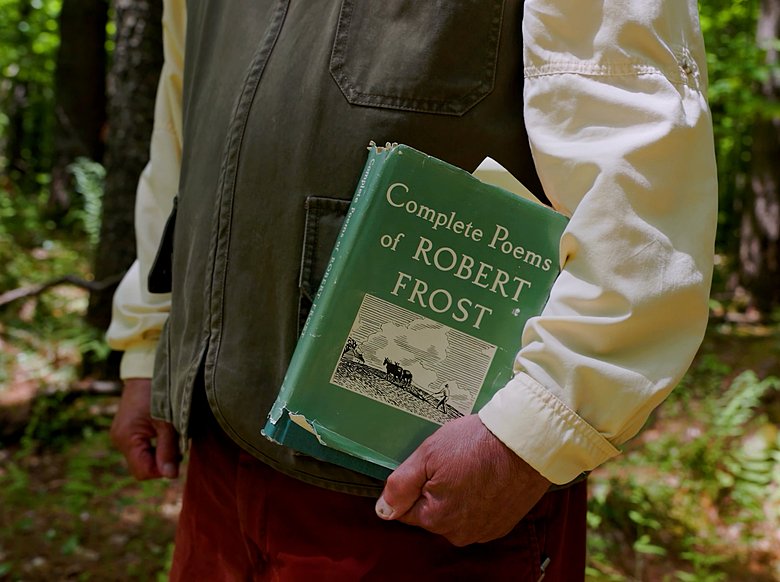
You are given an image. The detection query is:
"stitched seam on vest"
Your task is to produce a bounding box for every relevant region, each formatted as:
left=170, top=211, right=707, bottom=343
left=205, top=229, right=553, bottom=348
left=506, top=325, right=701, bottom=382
left=204, top=0, right=291, bottom=398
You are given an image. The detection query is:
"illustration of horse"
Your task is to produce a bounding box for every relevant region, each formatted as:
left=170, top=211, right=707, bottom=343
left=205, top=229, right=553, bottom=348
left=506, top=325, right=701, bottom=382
left=383, top=357, right=413, bottom=387
left=383, top=357, right=402, bottom=382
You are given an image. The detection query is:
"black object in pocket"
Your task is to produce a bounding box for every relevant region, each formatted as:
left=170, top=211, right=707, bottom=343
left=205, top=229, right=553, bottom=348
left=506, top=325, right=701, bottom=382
left=298, top=196, right=351, bottom=334
left=148, top=196, right=178, bottom=294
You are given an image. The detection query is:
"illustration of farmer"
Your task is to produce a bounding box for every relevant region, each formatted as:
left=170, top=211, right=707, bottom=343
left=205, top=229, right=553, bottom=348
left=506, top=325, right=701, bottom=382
left=431, top=383, right=450, bottom=413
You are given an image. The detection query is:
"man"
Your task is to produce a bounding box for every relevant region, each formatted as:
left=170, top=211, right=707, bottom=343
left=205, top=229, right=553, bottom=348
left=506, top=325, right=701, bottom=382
left=108, top=0, right=717, bottom=579
left=431, top=383, right=450, bottom=413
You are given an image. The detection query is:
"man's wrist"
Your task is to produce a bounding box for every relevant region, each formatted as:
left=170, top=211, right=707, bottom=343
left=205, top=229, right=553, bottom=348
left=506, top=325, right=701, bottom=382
left=479, top=372, right=620, bottom=485
left=122, top=377, right=152, bottom=392
left=119, top=342, right=159, bottom=379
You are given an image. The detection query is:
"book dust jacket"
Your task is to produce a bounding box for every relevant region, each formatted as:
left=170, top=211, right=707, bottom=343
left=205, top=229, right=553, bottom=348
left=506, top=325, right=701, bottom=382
left=263, top=143, right=568, bottom=479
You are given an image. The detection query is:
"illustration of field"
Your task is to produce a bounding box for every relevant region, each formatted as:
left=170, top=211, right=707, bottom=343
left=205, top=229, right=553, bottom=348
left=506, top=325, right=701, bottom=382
left=330, top=294, right=497, bottom=425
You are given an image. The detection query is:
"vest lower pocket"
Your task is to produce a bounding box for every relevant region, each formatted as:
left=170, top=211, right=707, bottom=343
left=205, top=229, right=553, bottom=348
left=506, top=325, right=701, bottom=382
left=329, top=0, right=505, bottom=116
left=298, top=196, right=352, bottom=335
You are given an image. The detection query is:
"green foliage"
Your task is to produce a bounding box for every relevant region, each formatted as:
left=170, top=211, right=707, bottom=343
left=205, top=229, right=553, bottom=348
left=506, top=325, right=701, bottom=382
left=669, top=352, right=733, bottom=408
left=67, top=157, right=106, bottom=246
left=0, top=0, right=61, bottom=81
left=0, top=0, right=62, bottom=179
left=0, top=186, right=86, bottom=290
left=0, top=424, right=177, bottom=581
left=0, top=155, right=107, bottom=386
left=17, top=391, right=113, bottom=454
left=0, top=189, right=56, bottom=252
left=0, top=225, right=102, bottom=387
left=156, top=543, right=176, bottom=582
left=588, top=370, right=780, bottom=580
left=667, top=371, right=778, bottom=523
left=1, top=457, right=30, bottom=504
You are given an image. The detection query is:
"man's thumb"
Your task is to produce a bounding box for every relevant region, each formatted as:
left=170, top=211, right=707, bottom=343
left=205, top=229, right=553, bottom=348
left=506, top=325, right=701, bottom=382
left=153, top=420, right=180, bottom=479
left=375, top=450, right=427, bottom=520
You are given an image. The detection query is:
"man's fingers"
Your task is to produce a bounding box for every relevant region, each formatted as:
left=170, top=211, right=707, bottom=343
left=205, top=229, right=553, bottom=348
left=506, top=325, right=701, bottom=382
left=111, top=414, right=159, bottom=480
left=154, top=420, right=180, bottom=479
left=376, top=449, right=428, bottom=521
left=126, top=433, right=162, bottom=480
left=375, top=415, right=554, bottom=544
left=111, top=379, right=180, bottom=481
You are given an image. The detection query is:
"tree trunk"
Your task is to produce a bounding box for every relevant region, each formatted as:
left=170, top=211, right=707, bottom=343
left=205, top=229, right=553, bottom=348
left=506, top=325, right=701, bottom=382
left=4, top=2, right=32, bottom=185
left=738, top=0, right=780, bottom=315
left=49, top=0, right=109, bottom=213
left=86, top=0, right=163, bottom=337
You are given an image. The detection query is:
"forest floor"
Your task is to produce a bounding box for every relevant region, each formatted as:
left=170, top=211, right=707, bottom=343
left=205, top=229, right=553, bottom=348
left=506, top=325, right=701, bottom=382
left=0, top=308, right=779, bottom=580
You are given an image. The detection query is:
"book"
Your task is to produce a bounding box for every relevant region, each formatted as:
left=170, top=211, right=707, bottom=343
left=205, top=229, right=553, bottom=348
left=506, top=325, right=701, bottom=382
left=262, top=143, right=569, bottom=480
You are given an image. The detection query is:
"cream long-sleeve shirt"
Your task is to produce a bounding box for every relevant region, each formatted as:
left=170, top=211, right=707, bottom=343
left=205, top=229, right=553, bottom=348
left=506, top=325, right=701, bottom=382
left=107, top=0, right=717, bottom=485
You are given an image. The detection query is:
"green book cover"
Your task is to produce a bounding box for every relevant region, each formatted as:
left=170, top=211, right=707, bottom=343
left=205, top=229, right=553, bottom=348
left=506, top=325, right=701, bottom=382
left=263, top=143, right=568, bottom=481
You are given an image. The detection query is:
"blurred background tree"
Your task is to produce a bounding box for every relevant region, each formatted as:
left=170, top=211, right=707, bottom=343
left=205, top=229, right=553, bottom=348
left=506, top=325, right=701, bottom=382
left=0, top=0, right=61, bottom=198
left=0, top=0, right=162, bottom=378
left=50, top=0, right=108, bottom=214
left=85, top=0, right=162, bottom=334
left=738, top=0, right=779, bottom=313
left=701, top=0, right=780, bottom=315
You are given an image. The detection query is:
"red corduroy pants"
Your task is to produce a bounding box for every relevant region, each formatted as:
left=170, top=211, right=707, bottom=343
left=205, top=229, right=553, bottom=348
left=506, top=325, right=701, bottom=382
left=170, top=407, right=587, bottom=582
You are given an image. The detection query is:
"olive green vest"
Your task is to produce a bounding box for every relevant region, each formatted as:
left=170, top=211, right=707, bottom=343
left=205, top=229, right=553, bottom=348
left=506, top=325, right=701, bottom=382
left=151, top=0, right=545, bottom=496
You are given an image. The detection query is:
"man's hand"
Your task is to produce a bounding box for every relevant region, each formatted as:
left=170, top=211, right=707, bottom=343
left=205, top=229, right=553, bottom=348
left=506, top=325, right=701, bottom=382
left=110, top=378, right=180, bottom=480
left=375, top=414, right=550, bottom=546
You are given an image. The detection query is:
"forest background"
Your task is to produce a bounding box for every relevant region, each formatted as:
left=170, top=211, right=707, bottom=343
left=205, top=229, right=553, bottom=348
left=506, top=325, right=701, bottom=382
left=0, top=0, right=778, bottom=580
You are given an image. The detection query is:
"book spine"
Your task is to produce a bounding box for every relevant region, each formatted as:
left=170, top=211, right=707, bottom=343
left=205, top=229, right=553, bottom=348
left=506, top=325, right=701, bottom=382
left=267, top=146, right=387, bottom=425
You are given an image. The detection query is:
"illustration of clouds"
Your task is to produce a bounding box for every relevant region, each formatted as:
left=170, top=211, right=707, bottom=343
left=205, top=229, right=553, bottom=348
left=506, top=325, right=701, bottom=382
left=362, top=318, right=450, bottom=390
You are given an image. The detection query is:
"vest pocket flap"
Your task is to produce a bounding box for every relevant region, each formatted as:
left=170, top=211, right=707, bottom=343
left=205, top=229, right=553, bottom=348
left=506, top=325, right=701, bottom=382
left=298, top=196, right=351, bottom=333
left=148, top=196, right=178, bottom=294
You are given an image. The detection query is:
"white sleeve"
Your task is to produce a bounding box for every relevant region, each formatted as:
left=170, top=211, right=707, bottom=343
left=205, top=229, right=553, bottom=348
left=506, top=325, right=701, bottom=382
left=480, top=0, right=718, bottom=484
left=106, top=0, right=186, bottom=379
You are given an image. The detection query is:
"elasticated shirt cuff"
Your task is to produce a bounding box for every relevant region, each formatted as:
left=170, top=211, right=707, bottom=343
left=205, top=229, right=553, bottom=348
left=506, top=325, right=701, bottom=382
left=478, top=372, right=620, bottom=485
left=119, top=341, right=159, bottom=380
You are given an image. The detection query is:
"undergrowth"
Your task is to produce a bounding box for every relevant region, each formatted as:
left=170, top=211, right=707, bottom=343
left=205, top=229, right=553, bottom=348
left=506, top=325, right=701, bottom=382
left=587, top=366, right=780, bottom=581
left=0, top=162, right=109, bottom=388
left=0, top=394, right=177, bottom=581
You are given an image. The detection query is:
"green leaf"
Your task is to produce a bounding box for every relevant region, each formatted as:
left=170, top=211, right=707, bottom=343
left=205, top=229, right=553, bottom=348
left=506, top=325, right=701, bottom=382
left=60, top=534, right=80, bottom=556
left=633, top=534, right=667, bottom=556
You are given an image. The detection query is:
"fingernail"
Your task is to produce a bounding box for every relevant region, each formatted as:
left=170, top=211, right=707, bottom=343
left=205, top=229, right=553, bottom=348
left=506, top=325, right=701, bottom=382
left=162, top=463, right=177, bottom=478
left=375, top=496, right=394, bottom=519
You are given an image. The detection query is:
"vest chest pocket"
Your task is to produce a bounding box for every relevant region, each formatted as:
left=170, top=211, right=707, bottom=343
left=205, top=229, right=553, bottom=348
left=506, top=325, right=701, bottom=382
left=298, top=196, right=352, bottom=335
left=329, top=0, right=505, bottom=116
